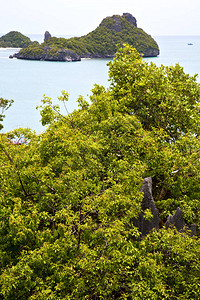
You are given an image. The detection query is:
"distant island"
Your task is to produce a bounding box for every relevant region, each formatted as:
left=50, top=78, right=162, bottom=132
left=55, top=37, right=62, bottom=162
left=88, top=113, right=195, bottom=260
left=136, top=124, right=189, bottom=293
left=0, top=31, right=38, bottom=48
left=10, top=13, right=159, bottom=61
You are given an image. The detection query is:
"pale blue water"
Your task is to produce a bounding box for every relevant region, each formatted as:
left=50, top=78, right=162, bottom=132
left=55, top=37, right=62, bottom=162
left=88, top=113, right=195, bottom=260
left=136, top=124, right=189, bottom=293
left=149, top=36, right=200, bottom=76
left=1, top=35, right=200, bottom=133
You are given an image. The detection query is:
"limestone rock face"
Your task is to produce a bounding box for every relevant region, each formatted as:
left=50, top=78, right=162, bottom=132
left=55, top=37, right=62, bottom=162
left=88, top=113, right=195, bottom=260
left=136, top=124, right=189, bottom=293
left=44, top=31, right=51, bottom=42
left=110, top=16, right=123, bottom=32
left=101, top=13, right=137, bottom=33
left=134, top=177, right=160, bottom=236
left=143, top=48, right=160, bottom=57
left=123, top=13, right=137, bottom=27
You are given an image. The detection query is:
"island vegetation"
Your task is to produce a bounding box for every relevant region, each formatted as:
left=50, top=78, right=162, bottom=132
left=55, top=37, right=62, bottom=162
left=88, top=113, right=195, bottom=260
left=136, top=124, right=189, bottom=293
left=12, top=13, right=159, bottom=61
left=0, top=45, right=199, bottom=299
left=0, top=31, right=38, bottom=48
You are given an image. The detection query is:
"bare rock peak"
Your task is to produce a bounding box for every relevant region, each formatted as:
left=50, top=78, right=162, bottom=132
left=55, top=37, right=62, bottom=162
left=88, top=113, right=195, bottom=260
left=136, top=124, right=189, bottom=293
left=123, top=13, right=137, bottom=27
left=101, top=13, right=137, bottom=33
left=44, top=31, right=51, bottom=42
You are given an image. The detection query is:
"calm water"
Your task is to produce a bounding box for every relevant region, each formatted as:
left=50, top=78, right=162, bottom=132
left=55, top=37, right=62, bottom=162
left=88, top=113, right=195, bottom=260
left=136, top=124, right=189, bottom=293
left=1, top=35, right=200, bottom=133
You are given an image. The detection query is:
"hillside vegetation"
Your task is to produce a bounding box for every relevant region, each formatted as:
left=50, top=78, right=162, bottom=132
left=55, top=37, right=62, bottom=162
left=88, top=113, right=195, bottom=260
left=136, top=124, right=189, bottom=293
left=43, top=13, right=159, bottom=57
left=0, top=45, right=199, bottom=299
left=13, top=13, right=159, bottom=61
left=0, top=31, right=38, bottom=48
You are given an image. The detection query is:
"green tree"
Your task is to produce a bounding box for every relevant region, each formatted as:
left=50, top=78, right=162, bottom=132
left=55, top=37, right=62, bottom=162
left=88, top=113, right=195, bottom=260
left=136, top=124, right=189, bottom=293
left=107, top=45, right=200, bottom=223
left=0, top=45, right=199, bottom=299
left=108, top=45, right=200, bottom=140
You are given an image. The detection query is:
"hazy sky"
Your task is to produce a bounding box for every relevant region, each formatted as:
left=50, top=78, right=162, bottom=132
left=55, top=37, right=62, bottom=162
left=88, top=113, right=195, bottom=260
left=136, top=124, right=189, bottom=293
left=1, top=0, right=200, bottom=36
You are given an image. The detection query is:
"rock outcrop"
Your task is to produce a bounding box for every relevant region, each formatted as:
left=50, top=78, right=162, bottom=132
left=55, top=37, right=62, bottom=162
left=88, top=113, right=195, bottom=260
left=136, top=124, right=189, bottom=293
left=44, top=31, right=51, bottom=42
left=123, top=13, right=137, bottom=27
left=165, top=207, right=185, bottom=231
left=103, top=15, right=123, bottom=32
left=165, top=207, right=197, bottom=236
left=134, top=177, right=160, bottom=236
left=134, top=177, right=197, bottom=237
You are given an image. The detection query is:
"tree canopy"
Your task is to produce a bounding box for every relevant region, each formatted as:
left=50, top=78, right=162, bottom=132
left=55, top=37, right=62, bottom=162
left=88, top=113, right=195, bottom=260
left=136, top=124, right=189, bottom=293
left=0, top=45, right=199, bottom=299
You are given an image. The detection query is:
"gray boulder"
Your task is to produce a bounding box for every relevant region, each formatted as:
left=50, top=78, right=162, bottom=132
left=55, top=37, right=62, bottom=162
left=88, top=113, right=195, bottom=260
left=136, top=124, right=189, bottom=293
left=165, top=207, right=197, bottom=236
left=189, top=224, right=197, bottom=236
left=165, top=207, right=185, bottom=231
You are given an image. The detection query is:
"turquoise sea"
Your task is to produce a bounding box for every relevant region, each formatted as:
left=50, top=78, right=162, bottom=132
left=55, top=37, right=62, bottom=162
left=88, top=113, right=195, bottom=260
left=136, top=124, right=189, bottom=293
left=1, top=35, right=200, bottom=133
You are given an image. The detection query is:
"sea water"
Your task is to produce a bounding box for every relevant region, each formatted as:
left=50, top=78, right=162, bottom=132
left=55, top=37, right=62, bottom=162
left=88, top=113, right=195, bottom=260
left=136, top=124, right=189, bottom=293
left=150, top=36, right=200, bottom=76
left=1, top=35, right=200, bottom=133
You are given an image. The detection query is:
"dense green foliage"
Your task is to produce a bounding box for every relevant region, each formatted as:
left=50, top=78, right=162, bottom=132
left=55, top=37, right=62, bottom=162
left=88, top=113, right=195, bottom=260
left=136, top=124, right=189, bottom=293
left=17, top=14, right=159, bottom=60
left=0, top=31, right=38, bottom=48
left=0, top=45, right=199, bottom=299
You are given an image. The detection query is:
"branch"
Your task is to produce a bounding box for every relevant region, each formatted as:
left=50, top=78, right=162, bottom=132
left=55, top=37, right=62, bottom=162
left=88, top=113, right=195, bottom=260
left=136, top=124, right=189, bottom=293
left=30, top=174, right=56, bottom=193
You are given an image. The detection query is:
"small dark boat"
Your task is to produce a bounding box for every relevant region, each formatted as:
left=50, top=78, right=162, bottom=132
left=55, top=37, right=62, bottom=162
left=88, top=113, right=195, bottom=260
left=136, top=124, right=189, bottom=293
left=187, top=43, right=193, bottom=45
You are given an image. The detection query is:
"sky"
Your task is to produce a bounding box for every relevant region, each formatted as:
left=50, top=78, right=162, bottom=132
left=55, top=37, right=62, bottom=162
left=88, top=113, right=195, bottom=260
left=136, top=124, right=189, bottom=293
left=1, top=0, right=200, bottom=37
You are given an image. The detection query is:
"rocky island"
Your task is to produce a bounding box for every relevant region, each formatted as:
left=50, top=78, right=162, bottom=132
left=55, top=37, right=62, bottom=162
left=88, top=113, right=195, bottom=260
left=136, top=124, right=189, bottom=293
left=0, top=31, right=38, bottom=48
left=10, top=13, right=159, bottom=61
